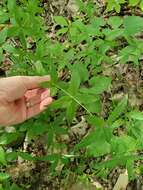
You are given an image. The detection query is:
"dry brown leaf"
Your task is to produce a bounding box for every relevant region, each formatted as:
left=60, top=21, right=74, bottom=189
left=113, top=170, right=128, bottom=190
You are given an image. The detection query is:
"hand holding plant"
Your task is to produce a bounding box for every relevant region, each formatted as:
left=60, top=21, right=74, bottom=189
left=0, top=76, right=53, bottom=126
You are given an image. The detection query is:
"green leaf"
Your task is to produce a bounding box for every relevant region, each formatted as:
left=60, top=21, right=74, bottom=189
left=10, top=184, right=23, bottom=190
left=0, top=132, right=20, bottom=145
left=105, top=28, right=124, bottom=40
left=18, top=152, right=36, bottom=161
left=0, top=28, right=7, bottom=44
left=56, top=27, right=68, bottom=35
left=107, top=96, right=128, bottom=125
left=124, top=16, right=143, bottom=36
left=77, top=93, right=99, bottom=104
left=51, top=96, right=71, bottom=109
left=75, top=126, right=106, bottom=150
left=0, top=146, right=6, bottom=165
left=0, top=12, right=9, bottom=24
left=86, top=100, right=102, bottom=113
left=68, top=69, right=81, bottom=95
left=107, top=16, right=123, bottom=29
left=73, top=63, right=89, bottom=82
left=86, top=115, right=105, bottom=128
left=2, top=43, right=16, bottom=54
left=140, top=0, right=143, bottom=11
left=115, top=3, right=121, bottom=13
left=75, top=131, right=97, bottom=150
left=0, top=173, right=10, bottom=181
left=89, top=76, right=111, bottom=94
left=126, top=159, right=135, bottom=180
left=87, top=140, right=111, bottom=157
left=128, top=111, right=143, bottom=120
left=7, top=0, right=16, bottom=12
left=34, top=61, right=45, bottom=75
left=66, top=100, right=77, bottom=122
left=54, top=16, right=68, bottom=26
left=129, top=0, right=140, bottom=6
left=27, top=122, right=48, bottom=139
left=111, top=135, right=137, bottom=155
left=6, top=152, right=18, bottom=162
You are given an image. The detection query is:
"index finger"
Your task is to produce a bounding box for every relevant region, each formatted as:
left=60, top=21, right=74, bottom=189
left=0, top=75, right=51, bottom=102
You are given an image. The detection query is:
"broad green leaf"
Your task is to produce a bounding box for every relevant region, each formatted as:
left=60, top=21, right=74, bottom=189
left=91, top=17, right=105, bottom=28
left=75, top=131, right=97, bottom=150
left=0, top=184, right=4, bottom=190
left=2, top=43, right=16, bottom=53
left=126, top=159, right=135, bottom=180
left=0, top=12, right=9, bottom=24
left=34, top=61, right=45, bottom=75
left=7, top=0, right=16, bottom=12
left=7, top=26, right=19, bottom=37
left=77, top=93, right=100, bottom=104
left=124, top=16, right=143, bottom=36
left=107, top=96, right=128, bottom=125
left=73, top=63, right=89, bottom=82
left=86, top=100, right=102, bottom=113
left=66, top=100, right=77, bottom=122
left=68, top=69, right=80, bottom=95
left=111, top=136, right=137, bottom=154
left=57, top=27, right=68, bottom=35
left=115, top=3, right=121, bottom=13
left=0, top=28, right=7, bottom=44
left=0, top=146, right=6, bottom=165
left=51, top=96, right=71, bottom=109
left=27, top=122, right=48, bottom=139
left=129, top=0, right=140, bottom=6
left=128, top=111, right=143, bottom=120
left=89, top=76, right=111, bottom=94
left=0, top=132, right=20, bottom=145
left=105, top=28, right=124, bottom=40
left=75, top=126, right=106, bottom=150
left=93, top=155, right=138, bottom=170
left=0, top=173, right=10, bottom=181
left=18, top=152, right=36, bottom=161
left=86, top=115, right=105, bottom=128
left=54, top=16, right=68, bottom=26
left=10, top=184, right=23, bottom=190
left=87, top=140, right=111, bottom=157
left=6, top=152, right=18, bottom=162
left=111, top=119, right=124, bottom=130
left=140, top=0, right=143, bottom=11
left=107, top=16, right=123, bottom=29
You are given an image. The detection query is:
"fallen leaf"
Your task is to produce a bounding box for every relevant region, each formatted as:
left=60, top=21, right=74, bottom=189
left=113, top=170, right=128, bottom=190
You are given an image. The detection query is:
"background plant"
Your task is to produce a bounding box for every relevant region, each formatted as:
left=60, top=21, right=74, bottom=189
left=0, top=0, right=143, bottom=189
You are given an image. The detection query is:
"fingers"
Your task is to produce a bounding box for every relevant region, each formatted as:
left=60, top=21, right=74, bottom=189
left=26, top=97, right=53, bottom=119
left=0, top=75, right=51, bottom=102
left=23, top=75, right=51, bottom=90
left=25, top=88, right=50, bottom=107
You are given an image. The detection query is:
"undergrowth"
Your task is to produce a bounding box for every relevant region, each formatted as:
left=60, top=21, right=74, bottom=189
left=0, top=0, right=143, bottom=189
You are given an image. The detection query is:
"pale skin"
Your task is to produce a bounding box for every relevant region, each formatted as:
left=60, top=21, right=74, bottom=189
left=0, top=76, right=53, bottom=126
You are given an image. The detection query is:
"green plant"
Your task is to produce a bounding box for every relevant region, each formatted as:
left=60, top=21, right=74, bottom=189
left=106, top=0, right=143, bottom=13
left=0, top=0, right=143, bottom=189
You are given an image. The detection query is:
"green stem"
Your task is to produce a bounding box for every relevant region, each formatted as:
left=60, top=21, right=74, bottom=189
left=52, top=83, right=93, bottom=116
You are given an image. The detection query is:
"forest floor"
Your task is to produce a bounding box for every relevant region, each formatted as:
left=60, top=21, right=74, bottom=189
left=1, top=0, right=143, bottom=190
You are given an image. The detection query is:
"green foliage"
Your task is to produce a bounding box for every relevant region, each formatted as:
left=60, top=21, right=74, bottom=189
left=106, top=0, right=143, bottom=12
left=0, top=0, right=143, bottom=188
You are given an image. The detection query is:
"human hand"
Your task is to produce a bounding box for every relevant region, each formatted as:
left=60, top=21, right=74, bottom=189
left=0, top=76, right=53, bottom=126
